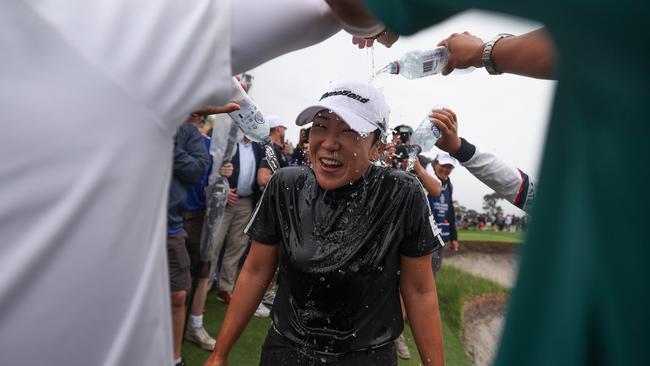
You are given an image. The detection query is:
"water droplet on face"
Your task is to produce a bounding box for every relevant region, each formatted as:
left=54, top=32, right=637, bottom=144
left=353, top=152, right=357, bottom=157
left=319, top=277, right=325, bottom=282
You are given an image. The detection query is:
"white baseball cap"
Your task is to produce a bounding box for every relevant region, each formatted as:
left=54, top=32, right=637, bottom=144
left=266, top=115, right=288, bottom=129
left=435, top=152, right=458, bottom=168
left=295, top=81, right=390, bottom=134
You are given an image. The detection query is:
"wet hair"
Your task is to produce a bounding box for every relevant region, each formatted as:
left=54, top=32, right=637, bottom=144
left=371, top=129, right=382, bottom=145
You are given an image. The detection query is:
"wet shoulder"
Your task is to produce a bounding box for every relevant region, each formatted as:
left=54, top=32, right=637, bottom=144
left=269, top=165, right=315, bottom=190
left=368, top=165, right=422, bottom=193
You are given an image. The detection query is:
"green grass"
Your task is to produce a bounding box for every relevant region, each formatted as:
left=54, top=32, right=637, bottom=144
left=183, top=265, right=507, bottom=365
left=457, top=229, right=522, bottom=243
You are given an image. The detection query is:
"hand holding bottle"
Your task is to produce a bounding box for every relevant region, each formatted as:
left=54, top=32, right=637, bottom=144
left=436, top=32, right=485, bottom=75
left=430, top=108, right=462, bottom=155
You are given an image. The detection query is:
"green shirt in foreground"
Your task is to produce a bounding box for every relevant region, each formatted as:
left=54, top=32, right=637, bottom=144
left=364, top=0, right=650, bottom=364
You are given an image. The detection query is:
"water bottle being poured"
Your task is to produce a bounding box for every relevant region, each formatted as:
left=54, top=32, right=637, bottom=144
left=376, top=46, right=473, bottom=79
left=406, top=107, right=444, bottom=171
left=228, top=77, right=280, bottom=172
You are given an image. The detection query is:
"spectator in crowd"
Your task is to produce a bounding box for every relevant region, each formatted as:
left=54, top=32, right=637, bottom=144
left=168, top=117, right=211, bottom=366
left=209, top=136, right=266, bottom=316
left=291, top=127, right=311, bottom=166
left=205, top=81, right=444, bottom=366
left=182, top=114, right=237, bottom=351
left=425, top=153, right=460, bottom=271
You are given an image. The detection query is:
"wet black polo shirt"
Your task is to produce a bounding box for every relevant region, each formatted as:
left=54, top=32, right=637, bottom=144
left=246, top=165, right=440, bottom=354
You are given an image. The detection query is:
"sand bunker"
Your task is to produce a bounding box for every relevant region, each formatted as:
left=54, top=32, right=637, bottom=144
left=443, top=242, right=518, bottom=366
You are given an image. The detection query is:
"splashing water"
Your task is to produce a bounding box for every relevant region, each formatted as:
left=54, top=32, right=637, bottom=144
left=264, top=144, right=280, bottom=172
left=406, top=154, right=417, bottom=172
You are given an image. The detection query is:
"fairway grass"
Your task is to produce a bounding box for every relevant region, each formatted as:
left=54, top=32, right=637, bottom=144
left=457, top=229, right=522, bottom=243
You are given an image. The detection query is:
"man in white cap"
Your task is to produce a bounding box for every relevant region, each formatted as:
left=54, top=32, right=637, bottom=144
left=425, top=152, right=460, bottom=272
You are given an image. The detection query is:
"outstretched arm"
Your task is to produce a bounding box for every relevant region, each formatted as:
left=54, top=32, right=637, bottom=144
left=432, top=108, right=536, bottom=212
left=437, top=29, right=557, bottom=79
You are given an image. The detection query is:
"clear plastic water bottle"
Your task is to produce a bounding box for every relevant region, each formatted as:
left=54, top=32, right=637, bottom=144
left=228, top=77, right=271, bottom=144
left=411, top=113, right=442, bottom=152
left=377, top=46, right=473, bottom=79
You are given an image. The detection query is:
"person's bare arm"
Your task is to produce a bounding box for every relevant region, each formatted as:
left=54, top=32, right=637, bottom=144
left=414, top=158, right=442, bottom=196
left=438, top=28, right=557, bottom=79
left=204, top=242, right=279, bottom=366
left=400, top=254, right=445, bottom=366
left=257, top=167, right=273, bottom=188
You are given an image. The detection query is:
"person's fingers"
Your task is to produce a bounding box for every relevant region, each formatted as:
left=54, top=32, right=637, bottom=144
left=441, top=64, right=454, bottom=76
left=432, top=111, right=455, bottom=135
left=442, top=108, right=457, bottom=123
left=436, top=109, right=455, bottom=127
left=430, top=116, right=451, bottom=136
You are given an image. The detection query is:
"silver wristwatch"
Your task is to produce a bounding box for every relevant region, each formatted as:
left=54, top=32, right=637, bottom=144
left=481, top=33, right=514, bottom=75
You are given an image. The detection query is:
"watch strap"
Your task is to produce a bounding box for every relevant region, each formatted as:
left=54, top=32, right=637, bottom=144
left=481, top=33, right=514, bottom=75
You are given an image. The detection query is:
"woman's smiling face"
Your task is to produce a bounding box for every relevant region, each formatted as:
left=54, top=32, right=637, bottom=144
left=309, top=110, right=377, bottom=190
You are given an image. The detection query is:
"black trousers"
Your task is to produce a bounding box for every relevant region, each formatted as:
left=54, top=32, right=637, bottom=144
left=259, top=327, right=398, bottom=366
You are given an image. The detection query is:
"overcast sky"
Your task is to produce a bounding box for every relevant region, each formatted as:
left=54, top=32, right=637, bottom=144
left=248, top=10, right=556, bottom=215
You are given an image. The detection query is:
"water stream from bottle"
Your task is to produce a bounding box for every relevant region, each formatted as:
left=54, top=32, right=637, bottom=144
left=366, top=45, right=375, bottom=83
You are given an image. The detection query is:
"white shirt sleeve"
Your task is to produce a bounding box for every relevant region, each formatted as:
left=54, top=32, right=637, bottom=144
left=230, top=0, right=340, bottom=74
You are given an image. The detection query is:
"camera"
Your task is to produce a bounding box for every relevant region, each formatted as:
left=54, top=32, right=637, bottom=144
left=393, top=144, right=422, bottom=162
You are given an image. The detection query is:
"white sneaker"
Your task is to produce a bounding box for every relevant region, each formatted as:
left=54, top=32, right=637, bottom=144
left=185, top=326, right=216, bottom=351
left=395, top=334, right=411, bottom=359
left=262, top=290, right=276, bottom=306
left=254, top=303, right=271, bottom=318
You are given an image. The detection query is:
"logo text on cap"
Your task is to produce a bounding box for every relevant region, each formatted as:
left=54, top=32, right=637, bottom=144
left=320, top=90, right=369, bottom=103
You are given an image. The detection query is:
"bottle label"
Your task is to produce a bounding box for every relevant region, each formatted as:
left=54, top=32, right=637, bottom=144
left=423, top=60, right=434, bottom=73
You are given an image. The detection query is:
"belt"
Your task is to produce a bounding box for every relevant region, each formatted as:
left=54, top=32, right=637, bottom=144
left=182, top=210, right=205, bottom=220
